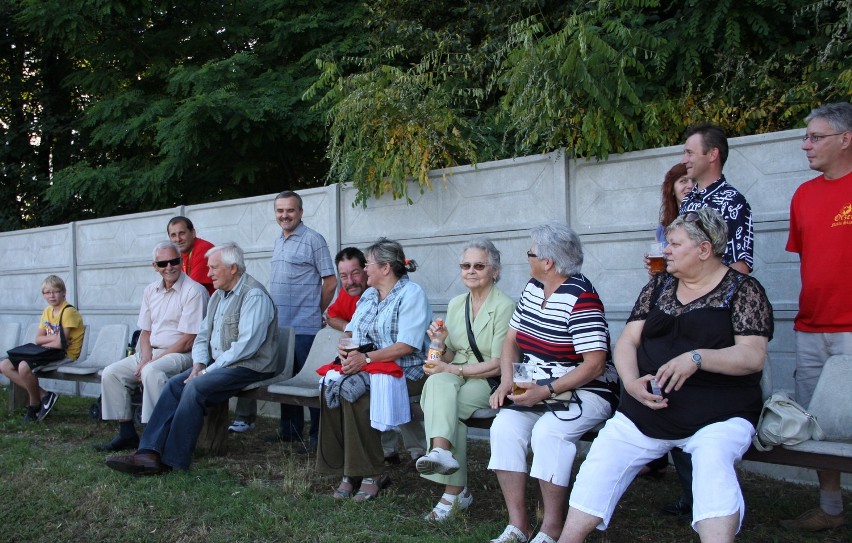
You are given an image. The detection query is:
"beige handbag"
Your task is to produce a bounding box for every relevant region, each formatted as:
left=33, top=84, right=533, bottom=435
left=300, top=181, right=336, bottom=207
left=752, top=391, right=825, bottom=451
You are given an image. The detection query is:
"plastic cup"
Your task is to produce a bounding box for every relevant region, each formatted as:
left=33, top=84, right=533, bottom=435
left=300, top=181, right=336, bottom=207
left=512, top=362, right=534, bottom=395
left=646, top=242, right=666, bottom=274
left=339, top=337, right=358, bottom=355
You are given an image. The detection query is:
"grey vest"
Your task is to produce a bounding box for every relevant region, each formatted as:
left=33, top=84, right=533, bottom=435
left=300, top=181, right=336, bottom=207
left=206, top=273, right=278, bottom=374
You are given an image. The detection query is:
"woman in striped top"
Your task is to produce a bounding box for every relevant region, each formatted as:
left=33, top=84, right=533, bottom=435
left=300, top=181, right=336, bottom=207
left=487, top=222, right=619, bottom=543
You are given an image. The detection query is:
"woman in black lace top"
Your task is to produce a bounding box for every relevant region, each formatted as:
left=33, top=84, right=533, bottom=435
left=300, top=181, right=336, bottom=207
left=559, top=207, right=773, bottom=543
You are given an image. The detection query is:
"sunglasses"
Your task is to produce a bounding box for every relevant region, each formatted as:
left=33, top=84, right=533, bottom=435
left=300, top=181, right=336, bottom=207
left=459, top=262, right=488, bottom=271
left=155, top=257, right=182, bottom=268
left=683, top=211, right=712, bottom=242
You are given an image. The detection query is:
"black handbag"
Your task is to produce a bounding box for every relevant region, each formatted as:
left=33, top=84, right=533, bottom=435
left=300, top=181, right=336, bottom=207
left=7, top=343, right=66, bottom=366
left=7, top=305, right=72, bottom=367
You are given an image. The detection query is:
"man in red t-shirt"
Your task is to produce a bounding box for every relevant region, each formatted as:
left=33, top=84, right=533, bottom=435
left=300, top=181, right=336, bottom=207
left=325, top=247, right=368, bottom=330
left=167, top=216, right=215, bottom=295
left=781, top=102, right=852, bottom=533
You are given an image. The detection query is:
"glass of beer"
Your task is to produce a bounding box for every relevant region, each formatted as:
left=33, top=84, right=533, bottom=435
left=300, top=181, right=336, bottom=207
left=646, top=242, right=666, bottom=274
left=512, top=362, right=534, bottom=395
left=339, top=337, right=359, bottom=357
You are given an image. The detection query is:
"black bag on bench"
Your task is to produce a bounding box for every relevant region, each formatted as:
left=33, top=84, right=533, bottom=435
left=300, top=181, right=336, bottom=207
left=7, top=305, right=73, bottom=368
left=7, top=343, right=66, bottom=367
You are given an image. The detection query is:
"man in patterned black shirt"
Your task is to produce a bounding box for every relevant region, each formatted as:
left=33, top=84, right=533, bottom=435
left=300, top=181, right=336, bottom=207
left=680, top=123, right=754, bottom=275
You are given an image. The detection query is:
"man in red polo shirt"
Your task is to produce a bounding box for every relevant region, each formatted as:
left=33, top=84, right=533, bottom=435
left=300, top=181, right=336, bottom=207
left=167, top=216, right=215, bottom=295
left=325, top=247, right=368, bottom=330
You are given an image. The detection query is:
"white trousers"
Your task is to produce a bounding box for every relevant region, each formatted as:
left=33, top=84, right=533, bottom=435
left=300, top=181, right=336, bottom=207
left=487, top=390, right=612, bottom=487
left=568, top=411, right=754, bottom=532
left=101, top=350, right=192, bottom=423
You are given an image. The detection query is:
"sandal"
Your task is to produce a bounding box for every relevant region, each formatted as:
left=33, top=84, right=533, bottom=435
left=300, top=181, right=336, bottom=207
left=333, top=476, right=360, bottom=500
left=424, top=487, right=474, bottom=521
left=353, top=473, right=391, bottom=502
left=529, top=532, right=557, bottom=543
left=490, top=524, right=528, bottom=543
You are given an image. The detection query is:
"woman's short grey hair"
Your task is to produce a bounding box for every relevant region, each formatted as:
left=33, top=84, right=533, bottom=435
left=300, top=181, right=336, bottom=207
left=364, top=237, right=416, bottom=277
left=206, top=242, right=246, bottom=274
left=667, top=207, right=728, bottom=257
left=460, top=238, right=502, bottom=282
left=530, top=222, right=583, bottom=277
left=152, top=241, right=180, bottom=261
left=806, top=102, right=852, bottom=133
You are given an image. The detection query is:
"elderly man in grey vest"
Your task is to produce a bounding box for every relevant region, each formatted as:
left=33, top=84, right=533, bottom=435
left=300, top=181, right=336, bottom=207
left=106, top=242, right=278, bottom=475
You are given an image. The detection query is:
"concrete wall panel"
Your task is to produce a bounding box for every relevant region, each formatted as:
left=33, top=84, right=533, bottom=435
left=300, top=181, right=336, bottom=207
left=0, top=129, right=818, bottom=407
left=0, top=225, right=71, bottom=273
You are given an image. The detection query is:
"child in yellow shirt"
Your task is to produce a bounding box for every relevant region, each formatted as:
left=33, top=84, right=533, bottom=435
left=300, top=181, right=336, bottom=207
left=0, top=275, right=84, bottom=421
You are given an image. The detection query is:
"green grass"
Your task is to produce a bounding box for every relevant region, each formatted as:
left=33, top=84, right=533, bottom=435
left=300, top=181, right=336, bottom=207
left=0, top=388, right=848, bottom=542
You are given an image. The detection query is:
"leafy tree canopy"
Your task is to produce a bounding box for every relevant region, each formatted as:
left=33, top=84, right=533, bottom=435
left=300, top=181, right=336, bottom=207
left=2, top=0, right=368, bottom=230
left=2, top=0, right=850, bottom=228
left=311, top=0, right=852, bottom=205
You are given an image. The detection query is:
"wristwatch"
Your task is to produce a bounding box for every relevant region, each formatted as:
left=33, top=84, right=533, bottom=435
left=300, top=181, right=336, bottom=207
left=364, top=356, right=372, bottom=364
left=547, top=383, right=557, bottom=399
left=691, top=350, right=702, bottom=370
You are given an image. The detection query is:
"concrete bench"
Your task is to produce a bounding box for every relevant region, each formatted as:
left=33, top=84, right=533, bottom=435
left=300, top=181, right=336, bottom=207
left=747, top=355, right=852, bottom=472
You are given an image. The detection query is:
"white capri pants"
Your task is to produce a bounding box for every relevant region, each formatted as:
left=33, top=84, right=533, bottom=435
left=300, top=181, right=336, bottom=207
left=569, top=411, right=754, bottom=532
left=101, top=350, right=193, bottom=423
left=488, top=390, right=612, bottom=487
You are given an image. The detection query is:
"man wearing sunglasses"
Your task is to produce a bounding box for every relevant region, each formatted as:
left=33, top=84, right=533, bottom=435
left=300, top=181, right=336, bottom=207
left=781, top=102, right=852, bottom=533
left=680, top=123, right=754, bottom=275
left=96, top=241, right=209, bottom=452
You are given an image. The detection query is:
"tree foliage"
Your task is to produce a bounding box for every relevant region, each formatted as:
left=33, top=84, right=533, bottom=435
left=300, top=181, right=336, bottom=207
left=312, top=0, right=852, bottom=205
left=2, top=0, right=368, bottom=230
left=2, top=0, right=851, bottom=228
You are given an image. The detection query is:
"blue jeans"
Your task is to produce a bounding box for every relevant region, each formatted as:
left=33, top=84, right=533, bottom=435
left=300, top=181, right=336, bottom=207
left=279, top=334, right=318, bottom=442
left=139, top=366, right=271, bottom=470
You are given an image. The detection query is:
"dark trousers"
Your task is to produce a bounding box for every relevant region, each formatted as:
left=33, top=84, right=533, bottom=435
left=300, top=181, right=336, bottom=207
left=139, top=366, right=271, bottom=470
left=316, top=376, right=424, bottom=477
left=671, top=447, right=694, bottom=507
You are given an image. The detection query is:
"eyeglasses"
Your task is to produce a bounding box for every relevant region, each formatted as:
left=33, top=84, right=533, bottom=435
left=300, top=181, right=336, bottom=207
left=339, top=270, right=364, bottom=281
left=683, top=212, right=713, bottom=243
left=459, top=262, right=488, bottom=271
left=801, top=132, right=845, bottom=143
left=526, top=251, right=537, bottom=259
left=42, top=290, right=64, bottom=296
left=364, top=261, right=385, bottom=268
left=155, top=257, right=182, bottom=268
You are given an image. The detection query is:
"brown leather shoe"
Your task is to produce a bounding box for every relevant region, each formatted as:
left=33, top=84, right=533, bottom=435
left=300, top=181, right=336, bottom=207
left=780, top=508, right=846, bottom=532
left=106, top=452, right=171, bottom=476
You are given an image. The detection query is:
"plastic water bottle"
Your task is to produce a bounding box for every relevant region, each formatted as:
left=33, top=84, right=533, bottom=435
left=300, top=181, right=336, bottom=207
left=425, top=318, right=444, bottom=368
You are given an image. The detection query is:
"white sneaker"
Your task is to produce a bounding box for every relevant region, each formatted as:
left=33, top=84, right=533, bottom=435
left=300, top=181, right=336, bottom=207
left=415, top=447, right=460, bottom=475
left=228, top=420, right=256, bottom=433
